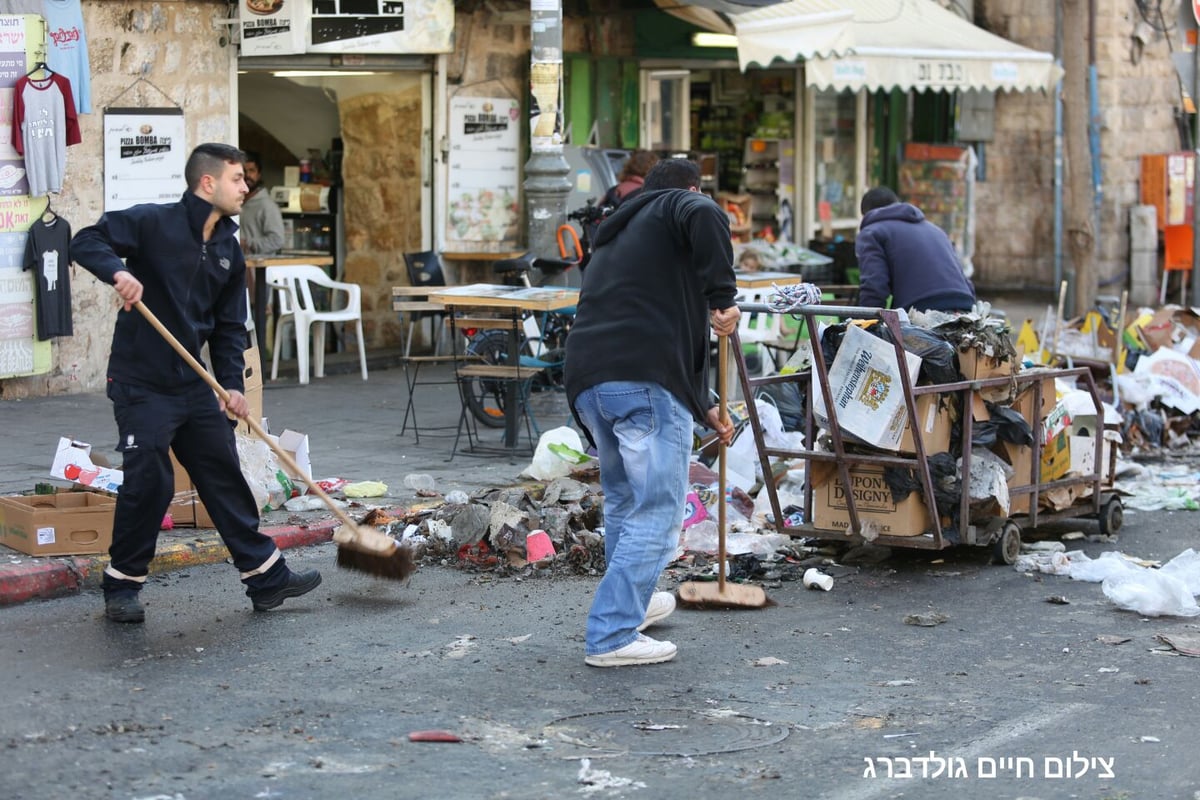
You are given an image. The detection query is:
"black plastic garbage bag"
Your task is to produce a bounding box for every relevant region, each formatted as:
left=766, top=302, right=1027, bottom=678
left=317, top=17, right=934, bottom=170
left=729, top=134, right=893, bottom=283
left=881, top=453, right=962, bottom=543
left=756, top=381, right=806, bottom=432
left=969, top=402, right=1035, bottom=449
left=819, top=321, right=957, bottom=386
left=874, top=324, right=959, bottom=385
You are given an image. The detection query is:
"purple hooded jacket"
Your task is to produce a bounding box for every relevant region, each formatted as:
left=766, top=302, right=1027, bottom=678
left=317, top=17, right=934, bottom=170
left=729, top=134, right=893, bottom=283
left=855, top=202, right=975, bottom=312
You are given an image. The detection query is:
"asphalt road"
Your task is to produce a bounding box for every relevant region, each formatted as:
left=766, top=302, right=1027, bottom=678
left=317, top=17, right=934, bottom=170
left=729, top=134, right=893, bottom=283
left=2, top=505, right=1198, bottom=800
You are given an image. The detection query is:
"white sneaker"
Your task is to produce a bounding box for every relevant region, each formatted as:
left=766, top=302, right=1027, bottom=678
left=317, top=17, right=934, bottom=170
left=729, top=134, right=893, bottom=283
left=637, top=591, right=676, bottom=632
left=585, top=634, right=678, bottom=667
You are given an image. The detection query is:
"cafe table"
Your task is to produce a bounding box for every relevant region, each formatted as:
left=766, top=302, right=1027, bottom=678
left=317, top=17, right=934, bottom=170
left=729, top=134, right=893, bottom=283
left=244, top=254, right=335, bottom=354
left=428, top=283, right=580, bottom=452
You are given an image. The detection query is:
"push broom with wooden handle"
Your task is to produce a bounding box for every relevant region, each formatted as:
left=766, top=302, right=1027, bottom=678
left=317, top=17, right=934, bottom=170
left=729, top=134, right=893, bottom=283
left=134, top=300, right=414, bottom=581
left=677, top=333, right=770, bottom=609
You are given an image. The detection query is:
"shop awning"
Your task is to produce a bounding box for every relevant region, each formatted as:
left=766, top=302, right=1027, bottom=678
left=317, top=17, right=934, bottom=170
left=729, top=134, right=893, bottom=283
left=732, top=0, right=1062, bottom=93
left=654, top=0, right=790, bottom=37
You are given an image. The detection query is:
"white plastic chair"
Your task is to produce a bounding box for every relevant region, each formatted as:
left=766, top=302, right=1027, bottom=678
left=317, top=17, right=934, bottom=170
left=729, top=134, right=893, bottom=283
left=265, top=265, right=367, bottom=385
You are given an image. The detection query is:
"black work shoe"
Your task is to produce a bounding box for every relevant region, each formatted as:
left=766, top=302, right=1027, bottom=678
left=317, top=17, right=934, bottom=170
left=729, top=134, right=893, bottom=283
left=251, top=569, right=322, bottom=612
left=105, top=594, right=145, bottom=624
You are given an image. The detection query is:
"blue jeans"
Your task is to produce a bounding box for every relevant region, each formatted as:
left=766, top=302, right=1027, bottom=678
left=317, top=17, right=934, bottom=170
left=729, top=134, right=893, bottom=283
left=574, top=382, right=692, bottom=655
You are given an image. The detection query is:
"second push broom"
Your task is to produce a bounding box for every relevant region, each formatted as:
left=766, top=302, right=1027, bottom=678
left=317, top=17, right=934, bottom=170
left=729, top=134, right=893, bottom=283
left=135, top=300, right=415, bottom=581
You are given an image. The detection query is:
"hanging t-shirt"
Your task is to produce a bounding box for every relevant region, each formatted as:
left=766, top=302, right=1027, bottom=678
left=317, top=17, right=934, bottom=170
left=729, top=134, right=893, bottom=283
left=11, top=71, right=81, bottom=196
left=40, top=0, right=90, bottom=114
left=0, top=1, right=91, bottom=113
left=22, top=212, right=73, bottom=339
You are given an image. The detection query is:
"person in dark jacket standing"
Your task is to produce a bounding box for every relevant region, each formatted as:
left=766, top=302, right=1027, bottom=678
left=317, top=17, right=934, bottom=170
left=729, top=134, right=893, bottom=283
left=855, top=186, right=976, bottom=312
left=72, top=143, right=322, bottom=623
left=565, top=158, right=740, bottom=667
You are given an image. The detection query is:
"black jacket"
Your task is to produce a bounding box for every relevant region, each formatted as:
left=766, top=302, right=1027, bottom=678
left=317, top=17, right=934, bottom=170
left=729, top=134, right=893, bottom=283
left=855, top=202, right=975, bottom=312
left=72, top=191, right=248, bottom=393
left=565, top=188, right=737, bottom=424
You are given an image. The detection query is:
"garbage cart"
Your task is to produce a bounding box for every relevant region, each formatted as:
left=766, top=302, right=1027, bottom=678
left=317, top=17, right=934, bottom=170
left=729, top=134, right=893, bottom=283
left=730, top=303, right=1121, bottom=564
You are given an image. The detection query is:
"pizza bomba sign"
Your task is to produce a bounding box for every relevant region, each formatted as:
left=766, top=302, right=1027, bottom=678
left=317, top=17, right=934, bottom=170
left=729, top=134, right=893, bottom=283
left=119, top=125, right=172, bottom=160
left=240, top=0, right=306, bottom=55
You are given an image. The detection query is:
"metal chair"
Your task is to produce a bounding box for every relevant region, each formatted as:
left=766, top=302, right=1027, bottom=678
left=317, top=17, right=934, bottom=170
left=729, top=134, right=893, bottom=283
left=266, top=265, right=367, bottom=385
left=401, top=250, right=449, bottom=355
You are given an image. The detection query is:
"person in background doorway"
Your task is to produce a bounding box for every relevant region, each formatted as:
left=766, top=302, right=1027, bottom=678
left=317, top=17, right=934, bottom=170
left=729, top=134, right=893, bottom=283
left=240, top=151, right=287, bottom=256
left=71, top=143, right=322, bottom=623
left=855, top=186, right=976, bottom=313
left=566, top=158, right=740, bottom=667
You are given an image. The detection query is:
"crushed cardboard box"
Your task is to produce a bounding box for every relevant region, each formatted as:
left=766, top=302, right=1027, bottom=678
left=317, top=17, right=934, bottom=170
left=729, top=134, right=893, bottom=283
left=49, top=438, right=123, bottom=493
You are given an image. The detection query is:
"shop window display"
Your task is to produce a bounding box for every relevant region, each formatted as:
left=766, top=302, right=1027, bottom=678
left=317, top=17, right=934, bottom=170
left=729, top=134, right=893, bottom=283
left=813, top=90, right=859, bottom=226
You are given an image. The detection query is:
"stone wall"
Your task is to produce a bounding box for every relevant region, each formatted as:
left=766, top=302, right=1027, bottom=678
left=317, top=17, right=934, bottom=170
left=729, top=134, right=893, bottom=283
left=974, top=0, right=1182, bottom=293
left=0, top=0, right=234, bottom=399
left=339, top=82, right=425, bottom=349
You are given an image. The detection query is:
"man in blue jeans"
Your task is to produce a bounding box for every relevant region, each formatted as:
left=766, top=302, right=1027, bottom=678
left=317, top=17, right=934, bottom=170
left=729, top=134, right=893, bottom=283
left=565, top=158, right=740, bottom=667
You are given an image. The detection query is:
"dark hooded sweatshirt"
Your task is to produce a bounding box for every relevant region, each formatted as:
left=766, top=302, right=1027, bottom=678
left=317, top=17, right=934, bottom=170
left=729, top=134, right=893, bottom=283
left=564, top=188, right=737, bottom=428
left=855, top=202, right=975, bottom=312
left=71, top=191, right=249, bottom=394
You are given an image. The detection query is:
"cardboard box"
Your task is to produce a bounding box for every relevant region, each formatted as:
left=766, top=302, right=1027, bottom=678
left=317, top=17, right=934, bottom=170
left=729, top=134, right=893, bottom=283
left=1012, top=374, right=1056, bottom=422
left=49, top=438, right=123, bottom=493
left=812, top=324, right=923, bottom=452
left=0, top=491, right=115, bottom=556
left=1137, top=306, right=1200, bottom=358
left=895, top=393, right=953, bottom=455
left=1000, top=441, right=1035, bottom=515
left=168, top=450, right=216, bottom=529
left=235, top=343, right=264, bottom=437
left=958, top=346, right=1017, bottom=382
left=811, top=464, right=931, bottom=537
left=271, top=429, right=312, bottom=484
left=1041, top=428, right=1071, bottom=482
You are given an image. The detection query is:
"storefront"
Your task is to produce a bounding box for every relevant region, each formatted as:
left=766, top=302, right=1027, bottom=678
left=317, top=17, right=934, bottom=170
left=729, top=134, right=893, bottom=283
left=235, top=0, right=451, bottom=348
left=565, top=0, right=1060, bottom=280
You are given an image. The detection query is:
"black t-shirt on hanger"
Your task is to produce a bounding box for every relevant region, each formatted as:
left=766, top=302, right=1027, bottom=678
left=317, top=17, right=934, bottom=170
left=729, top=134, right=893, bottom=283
left=23, top=212, right=73, bottom=339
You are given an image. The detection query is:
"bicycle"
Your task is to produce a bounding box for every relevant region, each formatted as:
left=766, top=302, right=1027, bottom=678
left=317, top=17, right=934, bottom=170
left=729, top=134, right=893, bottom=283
left=459, top=252, right=578, bottom=428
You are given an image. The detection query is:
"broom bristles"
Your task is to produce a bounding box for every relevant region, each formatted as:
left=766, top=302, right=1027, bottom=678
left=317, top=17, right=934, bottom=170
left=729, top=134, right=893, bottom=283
left=336, top=541, right=417, bottom=581
left=676, top=581, right=774, bottom=609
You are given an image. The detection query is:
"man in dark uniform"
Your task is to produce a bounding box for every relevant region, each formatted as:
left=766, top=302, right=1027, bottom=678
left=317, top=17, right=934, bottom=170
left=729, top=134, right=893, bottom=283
left=72, top=143, right=321, bottom=623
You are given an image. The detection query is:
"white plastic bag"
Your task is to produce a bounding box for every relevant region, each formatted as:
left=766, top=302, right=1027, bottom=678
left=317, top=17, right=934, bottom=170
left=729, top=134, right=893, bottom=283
left=522, top=426, right=589, bottom=481
left=1101, top=569, right=1200, bottom=617
left=236, top=434, right=285, bottom=511
left=1067, top=551, right=1139, bottom=583
left=1160, top=548, right=1200, bottom=595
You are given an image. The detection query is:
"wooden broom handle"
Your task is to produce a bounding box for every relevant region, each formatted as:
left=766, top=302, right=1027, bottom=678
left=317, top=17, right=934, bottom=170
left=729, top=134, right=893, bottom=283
left=133, top=300, right=361, bottom=533
left=717, top=333, right=728, bottom=592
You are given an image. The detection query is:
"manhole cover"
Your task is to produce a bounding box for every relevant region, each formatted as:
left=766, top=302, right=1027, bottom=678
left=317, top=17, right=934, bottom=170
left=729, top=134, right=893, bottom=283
left=544, top=707, right=790, bottom=757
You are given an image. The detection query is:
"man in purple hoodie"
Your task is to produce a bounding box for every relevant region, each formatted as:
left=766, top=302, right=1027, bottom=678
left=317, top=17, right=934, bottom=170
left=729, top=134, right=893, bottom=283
left=854, top=186, right=976, bottom=313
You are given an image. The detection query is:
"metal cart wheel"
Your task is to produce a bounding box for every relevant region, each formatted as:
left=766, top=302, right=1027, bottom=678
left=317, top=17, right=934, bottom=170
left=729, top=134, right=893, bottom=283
left=1099, top=497, right=1124, bottom=537
left=991, top=520, right=1022, bottom=565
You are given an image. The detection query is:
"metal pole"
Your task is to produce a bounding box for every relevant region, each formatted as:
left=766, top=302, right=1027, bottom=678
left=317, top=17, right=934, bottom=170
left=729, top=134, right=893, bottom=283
left=525, top=0, right=572, bottom=283
left=1192, top=29, right=1200, bottom=304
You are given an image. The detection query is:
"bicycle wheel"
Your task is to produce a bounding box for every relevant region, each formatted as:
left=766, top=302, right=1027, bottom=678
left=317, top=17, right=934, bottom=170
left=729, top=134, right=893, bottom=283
left=462, top=329, right=510, bottom=428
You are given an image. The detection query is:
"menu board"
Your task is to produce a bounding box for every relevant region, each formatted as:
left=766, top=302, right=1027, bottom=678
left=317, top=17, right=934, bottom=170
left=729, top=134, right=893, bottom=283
left=0, top=15, right=51, bottom=379
left=102, top=108, right=186, bottom=212
left=444, top=96, right=521, bottom=248
left=240, top=0, right=307, bottom=56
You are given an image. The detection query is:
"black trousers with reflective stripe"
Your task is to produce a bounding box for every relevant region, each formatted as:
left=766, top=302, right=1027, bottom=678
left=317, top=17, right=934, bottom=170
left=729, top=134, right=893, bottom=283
left=102, top=380, right=286, bottom=597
